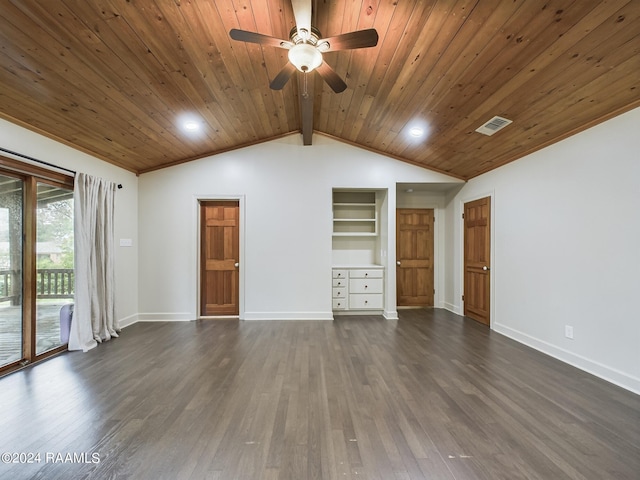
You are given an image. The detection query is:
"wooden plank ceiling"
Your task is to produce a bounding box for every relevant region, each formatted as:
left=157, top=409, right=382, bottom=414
left=0, top=0, right=638, bottom=180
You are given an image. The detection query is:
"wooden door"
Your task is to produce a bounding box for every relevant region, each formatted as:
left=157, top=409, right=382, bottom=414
left=463, top=197, right=491, bottom=325
left=200, top=201, right=239, bottom=316
left=396, top=208, right=434, bottom=306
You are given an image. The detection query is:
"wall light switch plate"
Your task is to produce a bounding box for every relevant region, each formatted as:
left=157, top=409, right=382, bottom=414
left=119, top=238, right=133, bottom=247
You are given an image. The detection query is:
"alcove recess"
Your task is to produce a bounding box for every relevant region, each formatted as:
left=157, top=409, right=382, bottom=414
left=331, top=189, right=386, bottom=267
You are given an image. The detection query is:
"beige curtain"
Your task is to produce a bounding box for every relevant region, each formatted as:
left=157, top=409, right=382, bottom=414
left=68, top=173, right=118, bottom=351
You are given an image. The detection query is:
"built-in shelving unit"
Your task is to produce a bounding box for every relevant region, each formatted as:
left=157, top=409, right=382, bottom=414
left=332, top=189, right=387, bottom=315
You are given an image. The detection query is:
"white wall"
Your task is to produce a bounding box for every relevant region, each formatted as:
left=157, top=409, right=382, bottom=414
left=0, top=118, right=139, bottom=327
left=138, top=134, right=461, bottom=322
left=445, top=107, right=640, bottom=393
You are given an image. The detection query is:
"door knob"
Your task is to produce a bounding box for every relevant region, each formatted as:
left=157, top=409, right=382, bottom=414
left=396, top=261, right=401, bottom=266
left=483, top=265, right=490, bottom=271
left=234, top=262, right=239, bottom=268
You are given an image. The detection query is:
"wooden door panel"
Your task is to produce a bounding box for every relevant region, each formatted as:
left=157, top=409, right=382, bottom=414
left=201, top=201, right=239, bottom=316
left=397, top=269, right=432, bottom=304
left=396, top=209, right=434, bottom=306
left=205, top=259, right=237, bottom=270
left=203, top=271, right=238, bottom=315
left=464, top=270, right=488, bottom=320
left=464, top=197, right=490, bottom=325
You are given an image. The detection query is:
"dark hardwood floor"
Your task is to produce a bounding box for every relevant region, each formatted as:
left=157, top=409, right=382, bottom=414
left=1, top=309, right=638, bottom=479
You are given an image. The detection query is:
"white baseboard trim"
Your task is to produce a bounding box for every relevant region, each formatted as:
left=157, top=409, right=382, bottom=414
left=137, top=312, right=194, bottom=322
left=444, top=302, right=462, bottom=315
left=243, top=311, right=334, bottom=321
left=384, top=309, right=399, bottom=320
left=333, top=310, right=384, bottom=317
left=118, top=313, right=139, bottom=329
left=493, top=323, right=640, bottom=395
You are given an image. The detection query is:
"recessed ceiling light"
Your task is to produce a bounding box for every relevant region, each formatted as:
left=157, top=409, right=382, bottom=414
left=177, top=114, right=204, bottom=136
left=183, top=121, right=200, bottom=131
left=405, top=121, right=430, bottom=141
left=409, top=127, right=424, bottom=137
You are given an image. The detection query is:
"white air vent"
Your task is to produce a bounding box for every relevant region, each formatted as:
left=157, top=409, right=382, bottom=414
left=475, top=116, right=513, bottom=136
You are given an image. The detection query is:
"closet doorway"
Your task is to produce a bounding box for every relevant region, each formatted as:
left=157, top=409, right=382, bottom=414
left=396, top=208, right=434, bottom=306
left=200, top=201, right=240, bottom=316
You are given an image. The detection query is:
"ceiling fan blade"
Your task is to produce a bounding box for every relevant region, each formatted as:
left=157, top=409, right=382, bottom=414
left=318, top=29, right=379, bottom=51
left=270, top=63, right=297, bottom=90
left=229, top=29, right=293, bottom=49
left=297, top=72, right=314, bottom=145
left=315, top=62, right=347, bottom=93
left=291, top=0, right=312, bottom=38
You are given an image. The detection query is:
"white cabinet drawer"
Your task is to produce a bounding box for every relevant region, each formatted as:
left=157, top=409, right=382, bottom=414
left=332, top=278, right=347, bottom=287
left=349, top=294, right=383, bottom=309
left=332, top=298, right=347, bottom=309
left=349, top=278, right=383, bottom=294
left=349, top=269, right=383, bottom=279
left=332, top=287, right=347, bottom=298
left=332, top=269, right=348, bottom=279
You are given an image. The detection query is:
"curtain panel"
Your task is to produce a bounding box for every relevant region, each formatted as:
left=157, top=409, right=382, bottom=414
left=69, top=173, right=119, bottom=351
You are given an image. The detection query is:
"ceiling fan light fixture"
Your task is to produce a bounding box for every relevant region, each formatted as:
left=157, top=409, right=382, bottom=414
left=288, top=43, right=322, bottom=72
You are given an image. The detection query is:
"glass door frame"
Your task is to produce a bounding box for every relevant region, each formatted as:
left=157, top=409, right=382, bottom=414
left=0, top=156, right=74, bottom=375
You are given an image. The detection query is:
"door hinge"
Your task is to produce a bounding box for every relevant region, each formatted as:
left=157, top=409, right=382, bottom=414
left=462, top=213, right=465, bottom=219
left=462, top=294, right=464, bottom=301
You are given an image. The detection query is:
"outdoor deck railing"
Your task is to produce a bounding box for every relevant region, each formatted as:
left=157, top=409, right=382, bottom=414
left=0, top=269, right=74, bottom=302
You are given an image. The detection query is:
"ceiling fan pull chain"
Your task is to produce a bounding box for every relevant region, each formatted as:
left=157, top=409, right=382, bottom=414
left=303, top=72, right=309, bottom=99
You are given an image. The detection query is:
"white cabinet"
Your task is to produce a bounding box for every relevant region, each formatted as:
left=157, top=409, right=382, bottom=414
left=332, top=266, right=384, bottom=313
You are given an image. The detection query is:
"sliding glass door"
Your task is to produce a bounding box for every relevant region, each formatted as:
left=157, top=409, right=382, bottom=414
left=0, top=175, right=24, bottom=368
left=35, top=183, right=74, bottom=355
left=0, top=164, right=74, bottom=373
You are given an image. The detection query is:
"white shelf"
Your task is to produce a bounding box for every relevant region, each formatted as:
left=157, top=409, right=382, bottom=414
left=333, top=203, right=376, bottom=207
left=332, top=232, right=377, bottom=237
left=333, top=218, right=375, bottom=222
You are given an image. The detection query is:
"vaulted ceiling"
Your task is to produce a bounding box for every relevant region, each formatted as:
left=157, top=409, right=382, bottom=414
left=0, top=0, right=638, bottom=180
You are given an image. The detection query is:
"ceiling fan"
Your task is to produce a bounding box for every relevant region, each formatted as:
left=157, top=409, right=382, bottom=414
left=229, top=0, right=379, bottom=145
